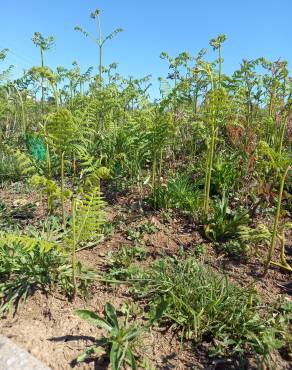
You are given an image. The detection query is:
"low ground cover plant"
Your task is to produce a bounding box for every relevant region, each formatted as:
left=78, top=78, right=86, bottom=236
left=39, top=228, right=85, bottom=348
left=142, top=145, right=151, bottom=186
left=122, top=256, right=290, bottom=367
left=0, top=236, right=94, bottom=313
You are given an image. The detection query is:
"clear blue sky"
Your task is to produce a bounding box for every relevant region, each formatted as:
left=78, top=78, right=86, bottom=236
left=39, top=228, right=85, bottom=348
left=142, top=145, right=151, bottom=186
left=1, top=0, right=291, bottom=97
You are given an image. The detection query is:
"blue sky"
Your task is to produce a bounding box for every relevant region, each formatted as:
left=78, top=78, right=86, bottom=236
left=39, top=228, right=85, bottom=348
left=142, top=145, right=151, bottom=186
left=1, top=0, right=291, bottom=97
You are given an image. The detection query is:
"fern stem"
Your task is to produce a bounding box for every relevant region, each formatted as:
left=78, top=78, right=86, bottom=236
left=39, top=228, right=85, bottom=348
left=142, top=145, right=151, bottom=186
left=45, top=139, right=51, bottom=179
left=72, top=198, right=77, bottom=298
left=278, top=115, right=288, bottom=156
left=203, top=125, right=216, bottom=217
left=279, top=227, right=292, bottom=270
left=60, top=151, right=66, bottom=227
left=158, top=147, right=163, bottom=183
left=265, top=167, right=289, bottom=273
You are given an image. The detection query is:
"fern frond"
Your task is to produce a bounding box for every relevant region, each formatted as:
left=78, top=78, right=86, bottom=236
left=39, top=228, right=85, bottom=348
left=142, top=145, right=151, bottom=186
left=0, top=233, right=61, bottom=253
left=73, top=187, right=106, bottom=244
left=239, top=224, right=271, bottom=244
left=76, top=147, right=110, bottom=186
left=45, top=108, right=77, bottom=150
left=3, top=145, right=35, bottom=176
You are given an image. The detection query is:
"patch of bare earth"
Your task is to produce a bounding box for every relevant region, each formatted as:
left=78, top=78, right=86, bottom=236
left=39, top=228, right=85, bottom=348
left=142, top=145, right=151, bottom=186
left=0, top=183, right=291, bottom=369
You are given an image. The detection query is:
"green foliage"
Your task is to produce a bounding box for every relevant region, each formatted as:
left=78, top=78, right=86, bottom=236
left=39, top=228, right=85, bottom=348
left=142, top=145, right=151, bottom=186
left=2, top=145, right=36, bottom=178
left=45, top=108, right=77, bottom=150
left=32, top=32, right=55, bottom=52
left=71, top=188, right=106, bottom=245
left=129, top=256, right=287, bottom=363
left=220, top=239, right=247, bottom=256
left=0, top=21, right=292, bottom=368
left=0, top=235, right=93, bottom=313
left=149, top=173, right=202, bottom=215
left=31, top=175, right=72, bottom=214
left=205, top=193, right=250, bottom=242
left=239, top=224, right=271, bottom=253
left=211, top=153, right=242, bottom=195
left=0, top=151, right=20, bottom=180
left=107, top=245, right=146, bottom=270
left=75, top=303, right=141, bottom=369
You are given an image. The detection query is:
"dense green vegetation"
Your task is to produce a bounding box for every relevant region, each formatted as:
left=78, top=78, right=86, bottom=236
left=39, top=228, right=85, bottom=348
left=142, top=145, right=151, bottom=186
left=0, top=7, right=291, bottom=370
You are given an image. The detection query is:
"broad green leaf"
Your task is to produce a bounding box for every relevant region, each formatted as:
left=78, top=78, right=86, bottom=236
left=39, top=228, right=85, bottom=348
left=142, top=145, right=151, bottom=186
left=75, top=309, right=112, bottom=331
left=105, top=302, right=119, bottom=329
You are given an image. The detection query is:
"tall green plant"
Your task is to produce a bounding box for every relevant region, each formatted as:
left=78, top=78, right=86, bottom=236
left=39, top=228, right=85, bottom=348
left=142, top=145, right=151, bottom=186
left=258, top=141, right=291, bottom=273
left=32, top=32, right=55, bottom=113
left=70, top=186, right=106, bottom=296
left=202, top=35, right=228, bottom=217
left=45, top=109, right=77, bottom=225
left=74, top=8, right=123, bottom=80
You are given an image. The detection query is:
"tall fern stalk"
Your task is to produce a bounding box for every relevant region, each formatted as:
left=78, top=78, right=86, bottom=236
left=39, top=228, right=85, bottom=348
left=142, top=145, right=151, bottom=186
left=71, top=198, right=77, bottom=296
left=60, top=151, right=66, bottom=226
left=32, top=32, right=55, bottom=114
left=203, top=66, right=215, bottom=217
left=74, top=9, right=123, bottom=82
left=265, top=166, right=290, bottom=273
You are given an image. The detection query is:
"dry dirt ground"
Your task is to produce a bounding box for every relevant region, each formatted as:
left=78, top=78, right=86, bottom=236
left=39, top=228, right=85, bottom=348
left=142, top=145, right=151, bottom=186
left=0, top=183, right=291, bottom=370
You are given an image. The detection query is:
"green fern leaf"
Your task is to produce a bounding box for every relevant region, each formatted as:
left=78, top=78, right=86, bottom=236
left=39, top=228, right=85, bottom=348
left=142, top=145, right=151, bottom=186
left=73, top=187, right=106, bottom=244
left=0, top=234, right=61, bottom=253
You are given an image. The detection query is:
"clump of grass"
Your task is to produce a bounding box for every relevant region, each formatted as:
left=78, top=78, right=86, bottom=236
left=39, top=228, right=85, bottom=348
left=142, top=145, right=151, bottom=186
left=149, top=172, right=202, bottom=215
left=127, top=256, right=288, bottom=366
left=0, top=239, right=94, bottom=313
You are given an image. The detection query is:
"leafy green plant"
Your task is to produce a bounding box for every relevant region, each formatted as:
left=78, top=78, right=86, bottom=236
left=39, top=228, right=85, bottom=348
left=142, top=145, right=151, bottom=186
left=32, top=32, right=55, bottom=114
left=74, top=8, right=123, bottom=80
left=138, top=220, right=158, bottom=234
left=107, top=245, right=146, bottom=270
left=239, top=222, right=292, bottom=271
left=0, top=235, right=93, bottom=313
left=258, top=141, right=291, bottom=272
left=31, top=175, right=72, bottom=215
left=200, top=35, right=230, bottom=217
left=2, top=145, right=36, bottom=178
left=205, top=192, right=249, bottom=242
left=149, top=172, right=202, bottom=215
left=220, top=239, right=247, bottom=257
left=192, top=243, right=207, bottom=256
left=70, top=186, right=106, bottom=295
left=45, top=108, right=77, bottom=225
left=75, top=302, right=141, bottom=369
left=129, top=256, right=287, bottom=365
left=238, top=224, right=271, bottom=256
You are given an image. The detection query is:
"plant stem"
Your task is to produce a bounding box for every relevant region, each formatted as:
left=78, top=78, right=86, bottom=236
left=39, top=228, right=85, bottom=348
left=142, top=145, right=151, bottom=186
left=98, top=15, right=103, bottom=80
left=265, top=167, right=289, bottom=273
left=40, top=48, right=44, bottom=115
left=60, top=150, right=66, bottom=227
left=72, top=198, right=77, bottom=298
left=203, top=125, right=216, bottom=217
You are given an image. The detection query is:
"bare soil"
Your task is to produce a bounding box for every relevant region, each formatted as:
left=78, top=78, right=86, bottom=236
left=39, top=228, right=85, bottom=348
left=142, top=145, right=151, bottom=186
left=0, top=183, right=291, bottom=370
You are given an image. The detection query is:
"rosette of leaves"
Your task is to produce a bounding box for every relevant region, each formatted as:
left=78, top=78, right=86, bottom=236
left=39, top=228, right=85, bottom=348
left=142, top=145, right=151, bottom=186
left=75, top=303, right=141, bottom=369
